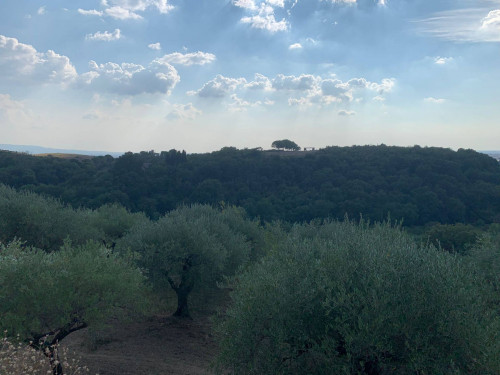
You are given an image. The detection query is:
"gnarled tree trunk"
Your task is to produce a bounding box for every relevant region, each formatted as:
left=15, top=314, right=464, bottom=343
left=167, top=255, right=195, bottom=318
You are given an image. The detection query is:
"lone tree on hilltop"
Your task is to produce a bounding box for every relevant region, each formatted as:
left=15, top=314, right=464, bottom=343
left=272, top=139, right=300, bottom=151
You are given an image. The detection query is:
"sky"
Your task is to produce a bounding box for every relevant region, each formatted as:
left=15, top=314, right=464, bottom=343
left=0, top=0, right=499, bottom=153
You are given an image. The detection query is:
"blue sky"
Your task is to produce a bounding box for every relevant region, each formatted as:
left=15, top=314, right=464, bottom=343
left=1, top=0, right=499, bottom=153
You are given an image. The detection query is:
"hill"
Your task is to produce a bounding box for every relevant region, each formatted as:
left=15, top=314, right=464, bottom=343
left=0, top=143, right=122, bottom=157
left=1, top=145, right=499, bottom=226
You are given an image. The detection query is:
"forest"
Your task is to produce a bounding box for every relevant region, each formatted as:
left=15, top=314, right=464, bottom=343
left=1, top=145, right=500, bottom=226
left=1, top=145, right=500, bottom=374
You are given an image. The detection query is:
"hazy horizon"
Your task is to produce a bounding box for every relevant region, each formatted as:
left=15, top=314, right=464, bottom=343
left=1, top=0, right=500, bottom=153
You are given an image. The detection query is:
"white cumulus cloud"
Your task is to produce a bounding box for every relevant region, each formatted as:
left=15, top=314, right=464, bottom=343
left=190, top=75, right=247, bottom=98
left=245, top=73, right=273, bottom=91
left=267, top=0, right=285, bottom=7
left=148, top=42, right=161, bottom=50
left=105, top=7, right=143, bottom=20
left=0, top=35, right=77, bottom=85
left=86, top=29, right=122, bottom=41
left=289, top=43, right=303, bottom=50
left=272, top=74, right=320, bottom=91
left=241, top=3, right=288, bottom=32
left=369, top=78, right=395, bottom=94
left=434, top=56, right=454, bottom=65
left=78, top=59, right=180, bottom=95
left=157, top=51, right=216, bottom=66
left=78, top=8, right=104, bottom=16
left=481, top=9, right=500, bottom=32
left=233, top=0, right=257, bottom=10
left=105, top=0, right=173, bottom=14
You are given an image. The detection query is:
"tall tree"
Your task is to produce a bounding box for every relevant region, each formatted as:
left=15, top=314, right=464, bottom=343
left=118, top=205, right=255, bottom=318
left=271, top=139, right=301, bottom=151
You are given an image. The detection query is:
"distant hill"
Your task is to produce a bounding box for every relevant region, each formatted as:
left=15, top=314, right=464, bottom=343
left=481, top=151, right=500, bottom=161
left=0, top=144, right=123, bottom=158
left=1, top=145, right=500, bottom=226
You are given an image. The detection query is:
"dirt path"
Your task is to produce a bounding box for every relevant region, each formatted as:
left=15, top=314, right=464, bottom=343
left=63, top=314, right=218, bottom=375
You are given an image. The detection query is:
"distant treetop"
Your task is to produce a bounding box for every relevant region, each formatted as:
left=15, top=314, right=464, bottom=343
left=271, top=139, right=300, bottom=151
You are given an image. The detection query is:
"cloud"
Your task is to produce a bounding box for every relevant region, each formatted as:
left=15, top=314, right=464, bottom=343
left=78, top=59, right=180, bottom=95
left=166, top=103, right=201, bottom=121
left=104, top=6, right=143, bottom=19
left=228, top=94, right=256, bottom=112
left=285, top=75, right=394, bottom=107
left=338, top=110, right=356, bottom=116
left=322, top=0, right=357, bottom=4
left=245, top=73, right=273, bottom=91
left=272, top=74, right=320, bottom=91
left=416, top=7, right=500, bottom=42
left=37, top=6, right=46, bottom=15
left=189, top=71, right=395, bottom=111
left=233, top=0, right=257, bottom=10
left=240, top=3, right=288, bottom=32
left=321, top=79, right=350, bottom=99
left=481, top=9, right=500, bottom=32
left=86, top=29, right=122, bottom=41
left=0, top=35, right=77, bottom=85
left=267, top=0, right=285, bottom=7
left=434, top=56, right=453, bottom=65
left=78, top=9, right=104, bottom=16
left=288, top=97, right=312, bottom=107
left=104, top=0, right=173, bottom=14
left=289, top=43, right=303, bottom=50
left=369, top=78, right=395, bottom=94
left=80, top=0, right=173, bottom=20
left=424, top=97, right=446, bottom=104
left=189, top=74, right=246, bottom=98
left=157, top=51, right=216, bottom=66
left=148, top=42, right=161, bottom=50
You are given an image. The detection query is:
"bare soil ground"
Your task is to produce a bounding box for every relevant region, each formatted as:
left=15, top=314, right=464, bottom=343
left=63, top=313, right=218, bottom=375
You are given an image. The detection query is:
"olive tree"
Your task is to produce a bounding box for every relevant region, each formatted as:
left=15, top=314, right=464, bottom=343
left=0, top=240, right=148, bottom=375
left=0, top=184, right=100, bottom=250
left=215, top=220, right=499, bottom=374
left=118, top=204, right=254, bottom=318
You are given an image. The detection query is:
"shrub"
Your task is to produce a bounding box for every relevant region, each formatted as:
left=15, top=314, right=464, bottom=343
left=0, top=240, right=148, bottom=374
left=215, top=220, right=499, bottom=374
left=0, top=333, right=91, bottom=375
left=0, top=184, right=101, bottom=250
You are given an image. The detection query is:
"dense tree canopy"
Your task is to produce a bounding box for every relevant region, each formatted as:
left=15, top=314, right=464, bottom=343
left=1, top=145, right=500, bottom=226
left=215, top=220, right=500, bottom=374
left=0, top=240, right=147, bottom=374
left=0, top=184, right=145, bottom=251
left=117, top=205, right=260, bottom=317
left=271, top=139, right=301, bottom=151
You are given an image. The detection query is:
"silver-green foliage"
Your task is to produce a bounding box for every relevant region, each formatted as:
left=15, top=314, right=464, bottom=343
left=0, top=240, right=148, bottom=342
left=0, top=184, right=145, bottom=251
left=0, top=184, right=100, bottom=250
left=118, top=205, right=254, bottom=314
left=215, top=220, right=499, bottom=374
